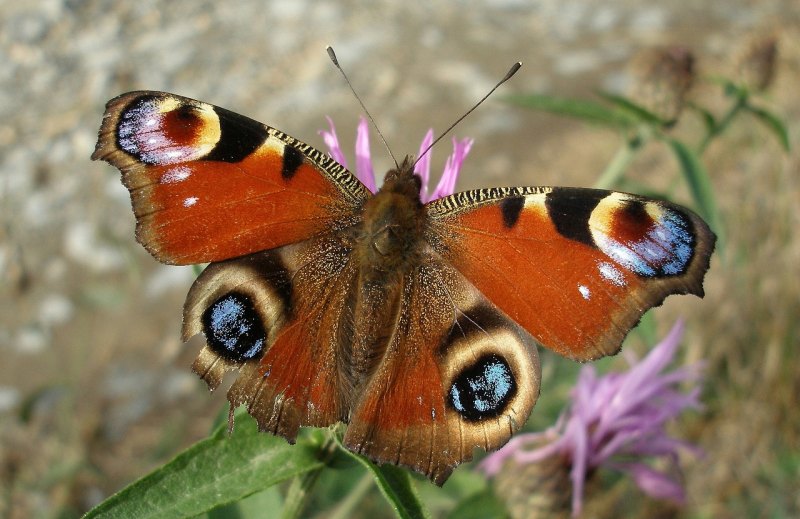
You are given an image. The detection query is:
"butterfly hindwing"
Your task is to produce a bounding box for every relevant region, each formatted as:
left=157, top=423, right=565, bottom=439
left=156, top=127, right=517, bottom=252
left=184, top=231, right=359, bottom=441
left=92, top=91, right=370, bottom=264
left=344, top=252, right=541, bottom=485
left=426, top=187, right=716, bottom=361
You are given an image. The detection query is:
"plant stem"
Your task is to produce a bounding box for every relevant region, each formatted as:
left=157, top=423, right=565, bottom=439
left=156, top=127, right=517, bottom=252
left=280, top=433, right=339, bottom=519
left=328, top=473, right=375, bottom=519
left=594, top=137, right=641, bottom=189
left=697, top=94, right=747, bottom=154
left=281, top=468, right=323, bottom=519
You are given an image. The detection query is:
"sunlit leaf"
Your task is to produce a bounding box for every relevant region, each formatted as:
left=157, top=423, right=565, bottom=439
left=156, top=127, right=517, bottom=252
left=504, top=94, right=635, bottom=128
left=596, top=91, right=669, bottom=126
left=337, top=445, right=431, bottom=519
left=84, top=411, right=323, bottom=519
left=206, top=486, right=282, bottom=519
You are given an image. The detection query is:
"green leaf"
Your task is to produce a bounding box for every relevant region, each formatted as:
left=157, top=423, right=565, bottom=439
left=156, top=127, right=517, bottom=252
left=84, top=411, right=324, bottom=519
left=687, top=102, right=717, bottom=134
left=707, top=75, right=748, bottom=98
left=337, top=444, right=430, bottom=519
left=746, top=104, right=791, bottom=151
left=596, top=91, right=669, bottom=126
left=446, top=489, right=510, bottom=519
left=504, top=94, right=636, bottom=128
left=206, top=486, right=282, bottom=519
left=665, top=138, right=724, bottom=242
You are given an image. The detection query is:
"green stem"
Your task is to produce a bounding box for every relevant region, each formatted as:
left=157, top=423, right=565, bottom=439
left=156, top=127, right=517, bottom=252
left=280, top=468, right=323, bottom=519
left=328, top=473, right=375, bottom=519
left=280, top=433, right=339, bottom=519
left=594, top=137, right=642, bottom=189
left=697, top=94, right=747, bottom=154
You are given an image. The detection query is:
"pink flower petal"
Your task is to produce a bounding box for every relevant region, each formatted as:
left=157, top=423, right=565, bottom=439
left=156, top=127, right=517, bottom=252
left=319, top=116, right=348, bottom=169
left=512, top=435, right=566, bottom=466
left=430, top=137, right=473, bottom=200
left=355, top=117, right=377, bottom=193
left=414, top=129, right=434, bottom=199
left=480, top=319, right=703, bottom=517
left=569, top=414, right=589, bottom=517
left=319, top=118, right=467, bottom=200
left=614, top=462, right=687, bottom=503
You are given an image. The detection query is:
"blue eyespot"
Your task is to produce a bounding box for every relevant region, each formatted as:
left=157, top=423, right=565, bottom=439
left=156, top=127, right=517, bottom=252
left=448, top=354, right=516, bottom=421
left=201, top=292, right=266, bottom=362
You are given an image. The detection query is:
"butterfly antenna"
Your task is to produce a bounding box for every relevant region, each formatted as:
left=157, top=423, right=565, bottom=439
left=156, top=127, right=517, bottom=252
left=413, top=61, right=522, bottom=168
left=327, top=46, right=399, bottom=169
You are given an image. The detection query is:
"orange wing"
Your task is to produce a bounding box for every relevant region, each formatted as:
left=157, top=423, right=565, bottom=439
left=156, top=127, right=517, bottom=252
left=344, top=254, right=541, bottom=485
left=92, top=91, right=370, bottom=265
left=184, top=233, right=358, bottom=441
left=425, top=187, right=715, bottom=361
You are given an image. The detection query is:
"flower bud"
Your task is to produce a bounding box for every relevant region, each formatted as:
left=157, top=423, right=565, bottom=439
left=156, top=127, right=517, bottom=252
left=628, top=46, right=696, bottom=124
left=735, top=35, right=778, bottom=91
left=494, top=452, right=572, bottom=519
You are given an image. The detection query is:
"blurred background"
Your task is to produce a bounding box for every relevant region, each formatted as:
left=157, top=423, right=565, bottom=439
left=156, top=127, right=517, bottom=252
left=1, top=0, right=798, bottom=517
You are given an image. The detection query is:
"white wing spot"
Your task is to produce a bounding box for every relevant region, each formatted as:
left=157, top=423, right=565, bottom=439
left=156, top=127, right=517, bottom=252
left=183, top=196, right=199, bottom=207
left=598, top=261, right=625, bottom=287
left=160, top=166, right=191, bottom=183
left=578, top=284, right=591, bottom=300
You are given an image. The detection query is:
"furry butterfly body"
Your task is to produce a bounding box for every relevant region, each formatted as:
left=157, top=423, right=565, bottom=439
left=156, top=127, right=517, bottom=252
left=93, top=91, right=715, bottom=484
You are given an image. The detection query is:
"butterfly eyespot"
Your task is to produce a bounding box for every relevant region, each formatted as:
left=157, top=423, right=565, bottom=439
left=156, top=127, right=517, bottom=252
left=201, top=292, right=266, bottom=362
left=116, top=95, right=220, bottom=165
left=590, top=195, right=696, bottom=278
left=447, top=353, right=517, bottom=421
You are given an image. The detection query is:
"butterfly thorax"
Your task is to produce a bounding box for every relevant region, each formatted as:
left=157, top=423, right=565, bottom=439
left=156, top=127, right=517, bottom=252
left=357, top=157, right=425, bottom=279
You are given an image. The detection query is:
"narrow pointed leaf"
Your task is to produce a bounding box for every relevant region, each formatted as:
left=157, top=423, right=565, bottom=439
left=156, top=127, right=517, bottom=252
left=597, top=91, right=669, bottom=126
left=666, top=138, right=724, bottom=242
left=84, top=412, right=324, bottom=519
left=337, top=446, right=430, bottom=519
left=504, top=94, right=635, bottom=128
left=687, top=103, right=717, bottom=133
left=746, top=104, right=790, bottom=151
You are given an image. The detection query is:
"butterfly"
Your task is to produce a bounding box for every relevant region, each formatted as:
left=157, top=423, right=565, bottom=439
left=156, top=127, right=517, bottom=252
left=92, top=90, right=715, bottom=485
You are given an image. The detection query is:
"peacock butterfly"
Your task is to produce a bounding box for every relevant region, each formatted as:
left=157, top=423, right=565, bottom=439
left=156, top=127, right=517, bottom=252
left=92, top=84, right=715, bottom=485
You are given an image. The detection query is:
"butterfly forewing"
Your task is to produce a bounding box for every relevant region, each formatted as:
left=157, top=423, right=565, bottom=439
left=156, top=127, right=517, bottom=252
left=425, top=186, right=715, bottom=361
left=92, top=91, right=370, bottom=264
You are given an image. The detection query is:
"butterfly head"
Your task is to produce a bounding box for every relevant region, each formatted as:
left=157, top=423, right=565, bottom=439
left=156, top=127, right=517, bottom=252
left=358, top=156, right=426, bottom=275
left=379, top=156, right=422, bottom=198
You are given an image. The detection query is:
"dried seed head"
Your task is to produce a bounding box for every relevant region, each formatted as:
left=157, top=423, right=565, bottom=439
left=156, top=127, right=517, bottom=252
left=628, top=46, right=696, bottom=124
left=735, top=35, right=778, bottom=91
left=494, top=452, right=572, bottom=519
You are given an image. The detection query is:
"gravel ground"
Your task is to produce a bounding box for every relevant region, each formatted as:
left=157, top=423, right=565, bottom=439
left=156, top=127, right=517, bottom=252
left=1, top=1, right=798, bottom=517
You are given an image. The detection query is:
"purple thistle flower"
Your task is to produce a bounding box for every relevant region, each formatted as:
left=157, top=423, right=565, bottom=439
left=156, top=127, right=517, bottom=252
left=481, top=320, right=704, bottom=517
left=319, top=117, right=473, bottom=201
